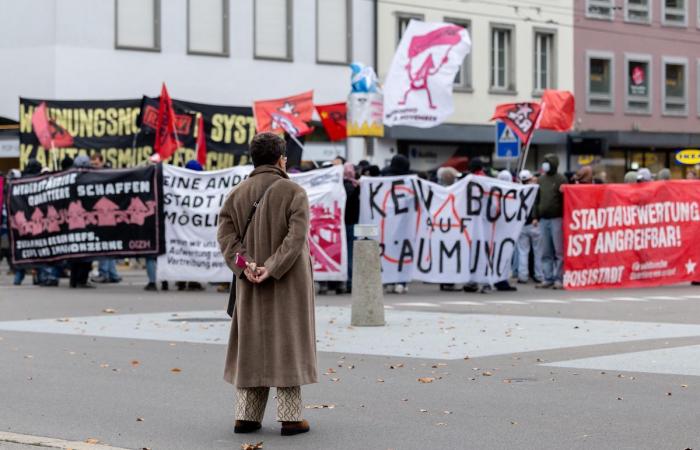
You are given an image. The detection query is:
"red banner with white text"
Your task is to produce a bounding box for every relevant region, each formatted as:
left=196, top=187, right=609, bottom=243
left=563, top=181, right=700, bottom=290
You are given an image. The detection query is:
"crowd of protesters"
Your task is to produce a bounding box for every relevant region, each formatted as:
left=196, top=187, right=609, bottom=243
left=0, top=149, right=693, bottom=294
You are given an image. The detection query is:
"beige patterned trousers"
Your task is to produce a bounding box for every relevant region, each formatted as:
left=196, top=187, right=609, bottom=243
left=235, top=386, right=302, bottom=422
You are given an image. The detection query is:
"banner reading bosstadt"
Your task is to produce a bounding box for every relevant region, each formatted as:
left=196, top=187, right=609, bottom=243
left=7, top=166, right=165, bottom=265
left=563, top=181, right=700, bottom=290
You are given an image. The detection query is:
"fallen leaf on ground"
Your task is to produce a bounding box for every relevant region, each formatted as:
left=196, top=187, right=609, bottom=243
left=99, top=363, right=109, bottom=368
left=418, top=377, right=435, bottom=383
left=330, top=377, right=340, bottom=382
left=682, top=384, right=688, bottom=388
left=56, top=318, right=70, bottom=322
left=85, top=438, right=101, bottom=444
left=482, top=371, right=493, bottom=377
left=241, top=442, right=263, bottom=450
left=377, top=378, right=385, bottom=383
left=389, top=363, right=404, bottom=369
left=419, top=409, right=428, bottom=413
left=325, top=368, right=337, bottom=374
left=171, top=368, right=182, bottom=373
left=131, top=360, right=140, bottom=367
left=435, top=422, right=447, bottom=426
left=102, top=308, right=116, bottom=314
left=136, top=417, right=144, bottom=422
left=305, top=404, right=335, bottom=409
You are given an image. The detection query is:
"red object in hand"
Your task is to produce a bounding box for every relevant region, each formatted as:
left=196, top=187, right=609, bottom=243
left=235, top=253, right=248, bottom=269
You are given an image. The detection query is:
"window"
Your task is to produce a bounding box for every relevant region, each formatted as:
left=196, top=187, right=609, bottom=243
left=317, top=0, right=351, bottom=64
left=663, top=57, right=688, bottom=115
left=586, top=0, right=615, bottom=19
left=490, top=25, right=515, bottom=92
left=586, top=52, right=614, bottom=112
left=534, top=31, right=556, bottom=94
left=445, top=18, right=471, bottom=91
left=625, top=55, right=651, bottom=114
left=396, top=13, right=424, bottom=44
left=255, top=0, right=292, bottom=60
left=115, top=0, right=160, bottom=51
left=187, top=0, right=228, bottom=56
left=625, top=0, right=651, bottom=23
left=663, top=0, right=687, bottom=25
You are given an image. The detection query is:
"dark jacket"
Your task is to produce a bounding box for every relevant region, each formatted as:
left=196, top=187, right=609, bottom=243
left=344, top=180, right=360, bottom=225
left=537, top=154, right=567, bottom=219
left=381, top=154, right=411, bottom=176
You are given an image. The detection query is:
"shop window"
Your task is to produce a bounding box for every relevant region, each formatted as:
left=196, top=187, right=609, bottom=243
left=445, top=18, right=472, bottom=91
left=625, top=0, right=651, bottom=23
left=663, top=0, right=687, bottom=26
left=625, top=55, right=651, bottom=114
left=490, top=25, right=515, bottom=93
left=397, top=12, right=424, bottom=44
left=663, top=58, right=688, bottom=115
left=587, top=52, right=614, bottom=112
left=586, top=0, right=615, bottom=19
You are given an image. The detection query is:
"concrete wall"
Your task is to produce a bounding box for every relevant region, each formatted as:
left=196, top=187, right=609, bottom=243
left=574, top=0, right=700, bottom=133
left=0, top=0, right=374, bottom=120
left=377, top=0, right=574, bottom=126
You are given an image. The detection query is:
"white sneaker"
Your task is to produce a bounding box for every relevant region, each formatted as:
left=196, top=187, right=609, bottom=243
left=384, top=284, right=396, bottom=294
left=395, top=284, right=407, bottom=294
left=553, top=281, right=564, bottom=290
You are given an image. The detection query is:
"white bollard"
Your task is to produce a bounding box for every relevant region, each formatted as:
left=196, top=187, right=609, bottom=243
left=351, top=225, right=385, bottom=326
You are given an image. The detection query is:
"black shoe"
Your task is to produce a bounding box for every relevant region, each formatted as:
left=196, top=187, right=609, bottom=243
left=107, top=277, right=122, bottom=283
left=187, top=282, right=204, bottom=291
left=234, top=420, right=262, bottom=434
left=496, top=285, right=517, bottom=292
left=76, top=283, right=96, bottom=289
left=40, top=279, right=59, bottom=287
left=463, top=284, right=479, bottom=293
left=91, top=275, right=110, bottom=284
left=176, top=282, right=187, bottom=291
left=516, top=279, right=528, bottom=284
left=692, top=281, right=700, bottom=286
left=161, top=281, right=169, bottom=291
left=144, top=282, right=157, bottom=291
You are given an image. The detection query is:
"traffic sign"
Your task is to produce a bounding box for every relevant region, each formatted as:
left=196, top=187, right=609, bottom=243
left=495, top=121, right=521, bottom=158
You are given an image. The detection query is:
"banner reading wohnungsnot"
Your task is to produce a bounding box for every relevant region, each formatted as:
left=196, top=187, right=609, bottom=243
left=7, top=165, right=164, bottom=265
left=563, top=181, right=700, bottom=290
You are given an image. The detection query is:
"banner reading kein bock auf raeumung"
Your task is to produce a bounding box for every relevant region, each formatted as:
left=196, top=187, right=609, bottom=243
left=7, top=166, right=164, bottom=265
left=157, top=165, right=347, bottom=282
left=359, top=175, right=537, bottom=284
left=563, top=181, right=700, bottom=290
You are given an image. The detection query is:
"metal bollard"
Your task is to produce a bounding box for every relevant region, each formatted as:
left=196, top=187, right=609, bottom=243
left=351, top=225, right=385, bottom=326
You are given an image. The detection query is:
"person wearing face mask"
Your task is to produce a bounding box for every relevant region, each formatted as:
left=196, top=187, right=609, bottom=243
left=536, top=154, right=567, bottom=289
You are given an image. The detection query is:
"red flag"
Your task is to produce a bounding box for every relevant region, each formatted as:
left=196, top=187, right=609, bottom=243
left=154, top=83, right=181, bottom=161
left=538, top=90, right=575, bottom=132
left=315, top=103, right=347, bottom=141
left=491, top=102, right=542, bottom=146
left=253, top=91, right=314, bottom=137
left=31, top=102, right=73, bottom=150
left=196, top=114, right=207, bottom=166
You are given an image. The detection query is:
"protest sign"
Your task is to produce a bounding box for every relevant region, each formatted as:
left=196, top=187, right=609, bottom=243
left=563, top=181, right=700, bottom=290
left=19, top=98, right=256, bottom=171
left=383, top=20, right=471, bottom=128
left=157, top=165, right=347, bottom=282
left=359, top=174, right=537, bottom=284
left=7, top=165, right=164, bottom=265
left=157, top=165, right=251, bottom=283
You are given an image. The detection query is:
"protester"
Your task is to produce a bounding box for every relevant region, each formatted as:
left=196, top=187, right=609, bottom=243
left=381, top=154, right=411, bottom=294
left=332, top=156, right=346, bottom=166
left=497, top=169, right=512, bottom=182
left=637, top=168, right=652, bottom=182
left=687, top=170, right=697, bottom=180
left=90, top=152, right=122, bottom=284
left=536, top=154, right=566, bottom=289
left=572, top=165, right=593, bottom=184
left=468, top=157, right=486, bottom=176
left=217, top=132, right=317, bottom=436
left=624, top=171, right=638, bottom=183
left=69, top=155, right=95, bottom=289
left=343, top=162, right=360, bottom=293
left=516, top=170, right=543, bottom=284
left=657, top=168, right=671, bottom=180
left=437, top=167, right=460, bottom=292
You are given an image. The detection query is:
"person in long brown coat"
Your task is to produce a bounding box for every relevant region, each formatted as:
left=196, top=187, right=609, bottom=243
left=217, top=132, right=317, bottom=436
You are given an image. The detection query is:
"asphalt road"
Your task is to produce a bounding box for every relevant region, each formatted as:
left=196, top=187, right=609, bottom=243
left=2, top=268, right=700, bottom=450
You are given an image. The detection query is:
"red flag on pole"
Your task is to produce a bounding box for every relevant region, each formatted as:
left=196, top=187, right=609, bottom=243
left=315, top=102, right=347, bottom=141
left=153, top=83, right=181, bottom=162
left=31, top=102, right=73, bottom=150
left=196, top=114, right=207, bottom=166
left=491, top=102, right=542, bottom=146
left=253, top=91, right=314, bottom=137
left=537, top=90, right=575, bottom=132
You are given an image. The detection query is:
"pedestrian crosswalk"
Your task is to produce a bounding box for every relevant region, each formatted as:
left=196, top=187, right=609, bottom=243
left=387, top=294, right=700, bottom=309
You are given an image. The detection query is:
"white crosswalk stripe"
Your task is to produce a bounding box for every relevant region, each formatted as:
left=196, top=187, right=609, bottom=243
left=529, top=299, right=568, bottom=304
left=491, top=300, right=529, bottom=305
left=440, top=301, right=485, bottom=306
left=392, top=302, right=440, bottom=308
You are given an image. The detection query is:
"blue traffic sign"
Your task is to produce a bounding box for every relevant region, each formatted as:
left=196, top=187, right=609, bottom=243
left=495, top=121, right=521, bottom=158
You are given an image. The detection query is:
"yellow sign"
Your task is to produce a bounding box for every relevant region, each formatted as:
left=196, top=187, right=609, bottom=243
left=675, top=149, right=700, bottom=165
left=577, top=155, right=595, bottom=165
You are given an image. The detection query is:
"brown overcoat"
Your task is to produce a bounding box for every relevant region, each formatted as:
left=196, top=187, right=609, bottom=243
left=217, top=164, right=318, bottom=388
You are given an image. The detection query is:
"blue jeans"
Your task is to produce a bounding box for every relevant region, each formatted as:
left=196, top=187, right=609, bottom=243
left=13, top=268, right=25, bottom=285
left=37, top=265, right=59, bottom=284
left=517, top=223, right=544, bottom=282
left=146, top=257, right=157, bottom=284
left=539, top=218, right=563, bottom=284
left=98, top=258, right=120, bottom=281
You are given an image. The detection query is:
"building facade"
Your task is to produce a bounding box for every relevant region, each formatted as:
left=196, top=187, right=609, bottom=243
left=574, top=0, right=700, bottom=181
left=0, top=0, right=375, bottom=168
left=374, top=0, right=575, bottom=172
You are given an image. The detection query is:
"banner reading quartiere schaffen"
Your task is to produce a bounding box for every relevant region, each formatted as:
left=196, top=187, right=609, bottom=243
left=563, top=181, right=700, bottom=290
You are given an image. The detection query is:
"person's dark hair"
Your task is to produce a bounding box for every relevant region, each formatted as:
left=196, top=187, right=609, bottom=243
left=250, top=132, right=286, bottom=167
left=61, top=156, right=74, bottom=171
left=90, top=152, right=104, bottom=162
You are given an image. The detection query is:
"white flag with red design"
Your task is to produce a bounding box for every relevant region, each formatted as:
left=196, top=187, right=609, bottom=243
left=383, top=20, right=471, bottom=128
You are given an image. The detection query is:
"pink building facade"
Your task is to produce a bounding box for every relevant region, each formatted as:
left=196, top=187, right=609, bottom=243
left=574, top=0, right=700, bottom=181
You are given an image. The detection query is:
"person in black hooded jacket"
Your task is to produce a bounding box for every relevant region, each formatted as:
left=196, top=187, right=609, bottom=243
left=536, top=154, right=567, bottom=289
left=381, top=154, right=411, bottom=294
